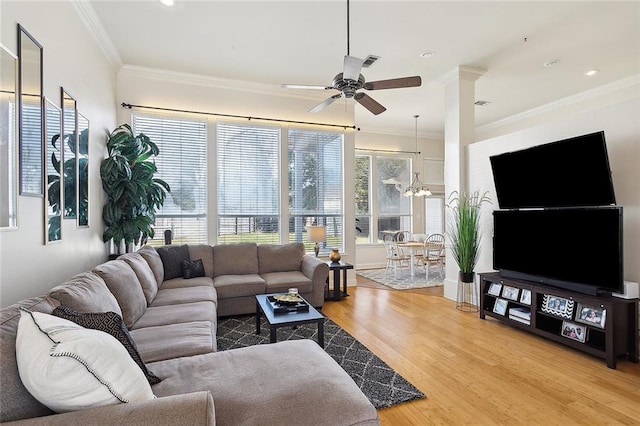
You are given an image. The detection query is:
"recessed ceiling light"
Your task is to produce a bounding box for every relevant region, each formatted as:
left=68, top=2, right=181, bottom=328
left=585, top=69, right=599, bottom=76
left=544, top=59, right=560, bottom=68
left=158, top=0, right=176, bottom=7
left=419, top=51, right=435, bottom=59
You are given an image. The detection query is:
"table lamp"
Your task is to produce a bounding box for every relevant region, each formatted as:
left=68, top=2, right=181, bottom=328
left=306, top=225, right=326, bottom=257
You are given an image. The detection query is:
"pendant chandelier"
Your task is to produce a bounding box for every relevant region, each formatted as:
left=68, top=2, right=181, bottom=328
left=403, top=115, right=432, bottom=197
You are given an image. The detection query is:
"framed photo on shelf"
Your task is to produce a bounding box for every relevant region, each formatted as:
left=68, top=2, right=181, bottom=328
left=520, top=289, right=532, bottom=305
left=488, top=282, right=502, bottom=296
left=541, top=294, right=574, bottom=319
left=575, top=303, right=606, bottom=329
left=493, top=298, right=508, bottom=316
left=561, top=320, right=587, bottom=343
left=501, top=285, right=519, bottom=301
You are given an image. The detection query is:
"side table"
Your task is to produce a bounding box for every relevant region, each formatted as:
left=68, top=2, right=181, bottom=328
left=325, top=261, right=353, bottom=301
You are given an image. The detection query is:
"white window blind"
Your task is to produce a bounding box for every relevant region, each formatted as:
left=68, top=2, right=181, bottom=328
left=21, top=96, right=42, bottom=194
left=133, top=113, right=207, bottom=245
left=425, top=196, right=444, bottom=235
left=288, top=129, right=343, bottom=254
left=217, top=122, right=280, bottom=244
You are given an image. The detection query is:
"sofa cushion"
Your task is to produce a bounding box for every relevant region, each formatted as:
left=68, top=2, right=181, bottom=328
left=157, top=245, right=190, bottom=280
left=119, top=252, right=158, bottom=304
left=48, top=272, right=122, bottom=317
left=149, top=286, right=217, bottom=308
left=130, top=302, right=216, bottom=330
left=183, top=259, right=205, bottom=279
left=258, top=242, right=304, bottom=274
left=161, top=276, right=214, bottom=289
left=16, top=310, right=155, bottom=414
left=138, top=245, right=164, bottom=286
left=0, top=296, right=58, bottom=423
left=92, top=261, right=147, bottom=329
left=213, top=274, right=265, bottom=299
left=148, top=340, right=379, bottom=426
left=188, top=244, right=214, bottom=277
left=213, top=243, right=259, bottom=276
left=52, top=306, right=161, bottom=385
left=130, top=321, right=216, bottom=363
left=262, top=271, right=313, bottom=294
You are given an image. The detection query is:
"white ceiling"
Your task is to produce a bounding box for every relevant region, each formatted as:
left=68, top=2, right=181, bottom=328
left=88, top=0, right=640, bottom=137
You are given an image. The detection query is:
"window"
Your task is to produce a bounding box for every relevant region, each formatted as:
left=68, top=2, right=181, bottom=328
left=355, top=155, right=371, bottom=243
left=133, top=114, right=207, bottom=245
left=288, top=129, right=343, bottom=254
left=217, top=123, right=280, bottom=244
left=425, top=196, right=444, bottom=235
left=376, top=156, right=412, bottom=242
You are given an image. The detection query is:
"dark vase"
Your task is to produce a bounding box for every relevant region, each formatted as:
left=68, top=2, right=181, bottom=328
left=459, top=271, right=475, bottom=283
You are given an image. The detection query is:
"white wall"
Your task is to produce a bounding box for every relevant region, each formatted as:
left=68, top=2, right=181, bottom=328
left=469, top=88, right=640, bottom=287
left=0, top=1, right=117, bottom=307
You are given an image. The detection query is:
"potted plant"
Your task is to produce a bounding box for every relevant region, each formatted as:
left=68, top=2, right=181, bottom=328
left=447, top=190, right=491, bottom=283
left=100, top=124, right=170, bottom=253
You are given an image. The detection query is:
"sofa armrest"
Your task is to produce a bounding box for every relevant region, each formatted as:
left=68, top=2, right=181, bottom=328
left=3, top=391, right=215, bottom=426
left=301, top=255, right=330, bottom=307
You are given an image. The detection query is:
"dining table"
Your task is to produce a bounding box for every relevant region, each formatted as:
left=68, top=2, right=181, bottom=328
left=396, top=241, right=425, bottom=278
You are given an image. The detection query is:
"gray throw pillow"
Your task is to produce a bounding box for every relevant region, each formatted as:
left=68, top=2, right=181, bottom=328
left=182, top=259, right=205, bottom=279
left=52, top=306, right=162, bottom=385
left=157, top=245, right=190, bottom=280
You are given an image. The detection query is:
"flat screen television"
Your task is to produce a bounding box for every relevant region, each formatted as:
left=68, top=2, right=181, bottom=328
left=490, top=131, right=616, bottom=209
left=493, top=207, right=623, bottom=295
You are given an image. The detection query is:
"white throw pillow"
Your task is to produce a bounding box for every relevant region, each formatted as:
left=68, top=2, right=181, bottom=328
left=16, top=310, right=156, bottom=413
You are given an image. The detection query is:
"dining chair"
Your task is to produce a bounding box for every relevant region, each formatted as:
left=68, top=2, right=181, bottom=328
left=417, top=233, right=445, bottom=274
left=384, top=241, right=410, bottom=278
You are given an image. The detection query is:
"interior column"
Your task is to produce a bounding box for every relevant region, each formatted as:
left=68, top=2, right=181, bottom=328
left=442, top=66, right=485, bottom=301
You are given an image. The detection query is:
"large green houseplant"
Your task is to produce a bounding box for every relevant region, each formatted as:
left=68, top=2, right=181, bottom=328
left=447, top=190, right=491, bottom=283
left=101, top=124, right=170, bottom=253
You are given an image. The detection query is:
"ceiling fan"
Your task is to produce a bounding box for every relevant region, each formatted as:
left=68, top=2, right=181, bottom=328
left=281, top=0, right=422, bottom=115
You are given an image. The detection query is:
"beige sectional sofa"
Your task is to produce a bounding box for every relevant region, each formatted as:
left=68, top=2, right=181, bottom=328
left=0, top=242, right=379, bottom=425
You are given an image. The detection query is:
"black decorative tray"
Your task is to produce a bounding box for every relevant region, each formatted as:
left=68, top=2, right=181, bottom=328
left=267, top=295, right=309, bottom=313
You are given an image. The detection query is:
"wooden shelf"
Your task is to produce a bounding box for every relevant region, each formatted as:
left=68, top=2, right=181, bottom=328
left=479, top=272, right=639, bottom=369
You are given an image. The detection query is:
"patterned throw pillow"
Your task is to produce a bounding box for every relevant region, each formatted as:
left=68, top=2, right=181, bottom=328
left=52, top=306, right=161, bottom=385
left=157, top=245, right=190, bottom=280
left=16, top=310, right=155, bottom=414
left=182, top=259, right=205, bottom=279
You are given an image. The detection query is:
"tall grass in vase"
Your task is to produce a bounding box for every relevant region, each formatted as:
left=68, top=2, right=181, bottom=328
left=447, top=190, right=491, bottom=283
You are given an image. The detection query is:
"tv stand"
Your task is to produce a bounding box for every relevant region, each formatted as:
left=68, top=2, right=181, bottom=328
left=479, top=272, right=639, bottom=369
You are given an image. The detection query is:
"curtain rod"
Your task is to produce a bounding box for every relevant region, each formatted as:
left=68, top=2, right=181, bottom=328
left=355, top=147, right=420, bottom=155
left=121, top=103, right=358, bottom=131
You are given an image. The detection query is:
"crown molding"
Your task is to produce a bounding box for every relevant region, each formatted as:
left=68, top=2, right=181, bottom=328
left=477, top=73, right=640, bottom=134
left=438, top=66, right=487, bottom=85
left=71, top=0, right=122, bottom=72
left=356, top=123, right=442, bottom=140
left=118, top=65, right=325, bottom=102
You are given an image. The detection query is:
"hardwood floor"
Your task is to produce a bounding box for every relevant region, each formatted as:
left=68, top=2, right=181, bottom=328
left=321, top=278, right=640, bottom=425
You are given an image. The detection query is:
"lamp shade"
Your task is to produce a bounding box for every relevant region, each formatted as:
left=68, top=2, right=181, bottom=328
left=306, top=225, right=326, bottom=243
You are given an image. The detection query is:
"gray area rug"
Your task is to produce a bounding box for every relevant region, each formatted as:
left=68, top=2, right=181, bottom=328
left=217, top=315, right=425, bottom=409
left=357, top=266, right=445, bottom=290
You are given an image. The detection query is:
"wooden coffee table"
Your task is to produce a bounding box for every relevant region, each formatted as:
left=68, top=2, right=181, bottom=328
left=255, top=294, right=325, bottom=348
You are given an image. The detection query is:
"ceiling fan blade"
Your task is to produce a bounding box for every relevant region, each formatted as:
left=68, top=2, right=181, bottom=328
left=343, top=55, right=364, bottom=81
left=308, top=93, right=343, bottom=113
left=354, top=92, right=386, bottom=115
left=281, top=84, right=332, bottom=90
left=364, top=76, right=422, bottom=91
